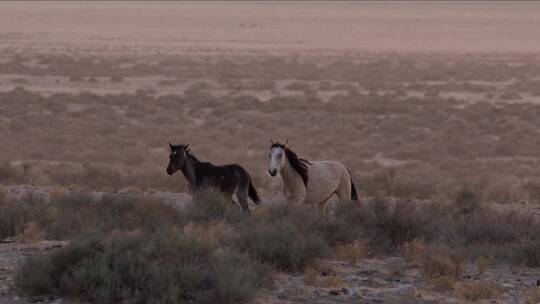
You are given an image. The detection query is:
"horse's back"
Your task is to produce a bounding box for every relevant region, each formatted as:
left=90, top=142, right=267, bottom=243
left=221, top=163, right=249, bottom=178
left=197, top=163, right=248, bottom=193
left=308, top=160, right=349, bottom=181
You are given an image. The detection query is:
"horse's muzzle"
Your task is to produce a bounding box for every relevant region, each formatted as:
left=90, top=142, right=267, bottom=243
left=268, top=169, right=277, bottom=177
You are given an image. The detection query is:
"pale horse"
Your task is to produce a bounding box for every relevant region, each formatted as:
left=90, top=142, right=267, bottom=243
left=268, top=140, right=358, bottom=212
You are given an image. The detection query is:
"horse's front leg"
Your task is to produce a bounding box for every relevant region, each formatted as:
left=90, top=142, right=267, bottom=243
left=291, top=185, right=307, bottom=207
left=286, top=190, right=305, bottom=206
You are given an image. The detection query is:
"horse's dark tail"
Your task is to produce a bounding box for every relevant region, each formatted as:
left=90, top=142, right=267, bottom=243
left=248, top=181, right=261, bottom=205
left=347, top=168, right=359, bottom=201
left=351, top=180, right=359, bottom=201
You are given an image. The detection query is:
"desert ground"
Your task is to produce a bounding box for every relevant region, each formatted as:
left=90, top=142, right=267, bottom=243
left=1, top=2, right=540, bottom=304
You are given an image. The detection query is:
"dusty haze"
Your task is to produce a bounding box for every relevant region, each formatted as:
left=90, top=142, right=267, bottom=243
left=1, top=1, right=540, bottom=54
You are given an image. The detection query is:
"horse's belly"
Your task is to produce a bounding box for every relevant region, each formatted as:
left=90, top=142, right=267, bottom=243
left=303, top=163, right=341, bottom=204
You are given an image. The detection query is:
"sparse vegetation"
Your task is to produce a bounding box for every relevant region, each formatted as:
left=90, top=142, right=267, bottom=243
left=4, top=173, right=540, bottom=302
left=3, top=39, right=540, bottom=304
left=4, top=52, right=540, bottom=202
left=236, top=219, right=329, bottom=271
left=15, top=229, right=269, bottom=304
left=0, top=192, right=183, bottom=240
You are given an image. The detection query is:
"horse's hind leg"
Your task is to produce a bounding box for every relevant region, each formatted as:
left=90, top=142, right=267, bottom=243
left=336, top=179, right=352, bottom=202
left=236, top=187, right=250, bottom=212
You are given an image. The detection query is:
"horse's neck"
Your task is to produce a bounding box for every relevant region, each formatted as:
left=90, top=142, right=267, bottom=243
left=280, top=157, right=305, bottom=195
left=181, top=154, right=200, bottom=187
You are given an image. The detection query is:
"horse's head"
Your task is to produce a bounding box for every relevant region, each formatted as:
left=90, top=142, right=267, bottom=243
left=268, top=139, right=288, bottom=177
left=166, top=142, right=190, bottom=175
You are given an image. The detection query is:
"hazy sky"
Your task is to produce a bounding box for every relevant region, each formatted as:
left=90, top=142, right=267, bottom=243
left=1, top=1, right=539, bottom=53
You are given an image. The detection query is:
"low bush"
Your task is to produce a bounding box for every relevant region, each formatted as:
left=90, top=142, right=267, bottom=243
left=47, top=193, right=183, bottom=239
left=236, top=219, right=329, bottom=271
left=0, top=193, right=56, bottom=239
left=495, top=241, right=540, bottom=267
left=15, top=229, right=268, bottom=304
left=184, top=189, right=246, bottom=224
left=0, top=191, right=183, bottom=240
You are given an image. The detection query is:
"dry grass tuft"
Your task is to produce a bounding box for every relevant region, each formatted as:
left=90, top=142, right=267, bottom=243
left=303, top=267, right=345, bottom=288
left=303, top=267, right=319, bottom=286
left=420, top=247, right=465, bottom=279
left=401, top=239, right=428, bottom=264
left=525, top=286, right=540, bottom=304
left=430, top=276, right=457, bottom=292
left=336, top=239, right=370, bottom=265
left=475, top=256, right=494, bottom=276
left=319, top=275, right=346, bottom=289
left=16, top=222, right=46, bottom=243
left=455, top=281, right=502, bottom=301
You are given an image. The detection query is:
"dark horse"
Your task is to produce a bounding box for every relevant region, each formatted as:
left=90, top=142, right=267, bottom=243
left=166, top=143, right=260, bottom=212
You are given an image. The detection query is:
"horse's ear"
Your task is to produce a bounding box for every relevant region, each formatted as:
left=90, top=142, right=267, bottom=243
left=184, top=144, right=190, bottom=151
left=284, top=139, right=289, bottom=148
left=169, top=142, right=173, bottom=150
left=270, top=139, right=275, bottom=145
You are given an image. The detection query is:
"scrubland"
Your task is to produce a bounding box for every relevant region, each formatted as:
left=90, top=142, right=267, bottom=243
left=1, top=188, right=539, bottom=303
left=3, top=52, right=540, bottom=204
left=2, top=34, right=540, bottom=304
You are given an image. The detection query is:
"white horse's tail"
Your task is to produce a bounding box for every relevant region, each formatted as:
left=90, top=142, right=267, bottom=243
left=347, top=168, right=359, bottom=201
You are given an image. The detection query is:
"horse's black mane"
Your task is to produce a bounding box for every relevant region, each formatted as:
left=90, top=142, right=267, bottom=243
left=271, top=143, right=311, bottom=186
left=185, top=150, right=201, bottom=165
left=172, top=144, right=201, bottom=165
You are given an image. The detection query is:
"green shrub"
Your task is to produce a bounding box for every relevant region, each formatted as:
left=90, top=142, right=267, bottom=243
left=14, top=256, right=55, bottom=295
left=212, top=249, right=271, bottom=303
left=47, top=193, right=183, bottom=239
left=15, top=232, right=101, bottom=295
left=15, top=229, right=268, bottom=304
left=0, top=191, right=183, bottom=240
left=0, top=193, right=55, bottom=239
left=496, top=241, right=540, bottom=267
left=185, top=189, right=246, bottom=224
left=236, top=220, right=328, bottom=271
left=323, top=198, right=446, bottom=252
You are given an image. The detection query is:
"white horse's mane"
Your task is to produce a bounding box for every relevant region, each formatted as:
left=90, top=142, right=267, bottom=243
left=271, top=143, right=311, bottom=186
